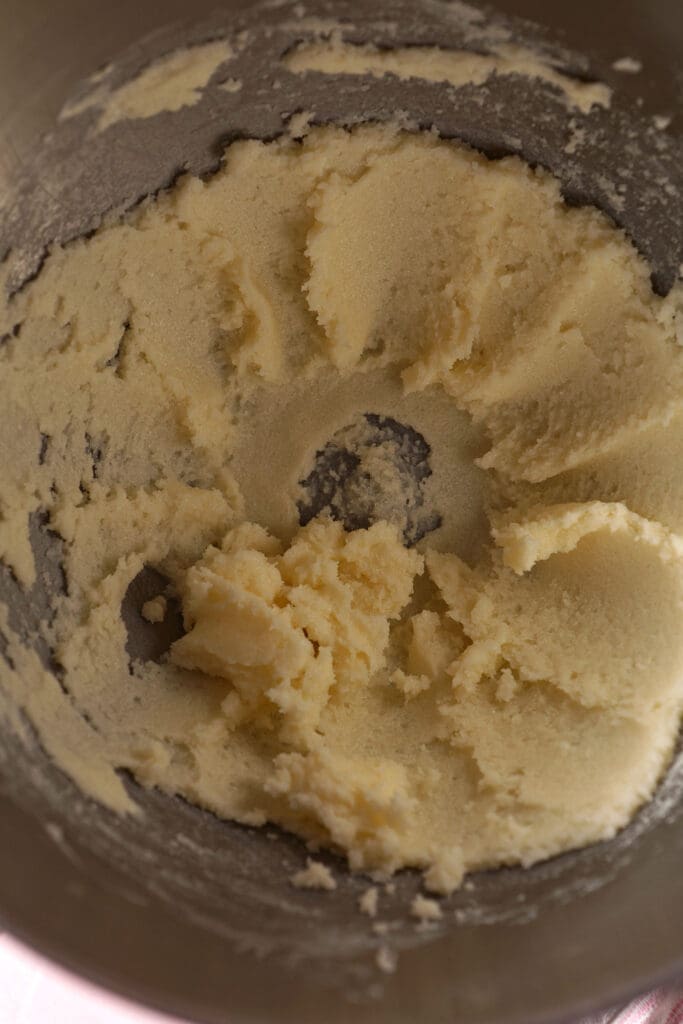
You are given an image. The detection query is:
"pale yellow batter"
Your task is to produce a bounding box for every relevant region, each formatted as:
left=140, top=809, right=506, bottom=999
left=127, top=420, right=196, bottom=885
left=284, top=38, right=612, bottom=113
left=1, top=125, right=682, bottom=893
left=60, top=39, right=234, bottom=128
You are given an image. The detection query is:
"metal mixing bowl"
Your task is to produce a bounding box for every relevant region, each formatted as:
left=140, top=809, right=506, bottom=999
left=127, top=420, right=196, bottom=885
left=0, top=1, right=681, bottom=1022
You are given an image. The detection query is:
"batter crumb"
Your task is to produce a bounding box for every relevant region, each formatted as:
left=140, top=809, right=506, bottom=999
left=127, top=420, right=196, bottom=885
left=612, top=56, right=642, bottom=74
left=286, top=109, right=316, bottom=138
left=376, top=945, right=398, bottom=974
left=290, top=858, right=337, bottom=891
left=411, top=894, right=443, bottom=922
left=220, top=78, right=243, bottom=94
left=141, top=596, right=168, bottom=624
left=359, top=886, right=379, bottom=917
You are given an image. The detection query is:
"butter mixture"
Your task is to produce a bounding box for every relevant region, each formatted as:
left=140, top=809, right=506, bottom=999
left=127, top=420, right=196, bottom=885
left=1, top=125, right=682, bottom=893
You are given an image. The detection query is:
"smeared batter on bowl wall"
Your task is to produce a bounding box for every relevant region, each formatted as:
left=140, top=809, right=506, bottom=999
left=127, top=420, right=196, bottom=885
left=1, top=124, right=683, bottom=894
left=59, top=39, right=235, bottom=128
left=283, top=37, right=612, bottom=113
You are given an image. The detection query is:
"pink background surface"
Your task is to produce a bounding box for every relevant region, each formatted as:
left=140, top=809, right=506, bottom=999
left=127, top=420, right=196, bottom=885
left=0, top=934, right=187, bottom=1024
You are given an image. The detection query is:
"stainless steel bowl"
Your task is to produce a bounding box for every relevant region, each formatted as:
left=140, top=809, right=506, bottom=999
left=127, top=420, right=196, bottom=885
left=0, top=2, right=681, bottom=1022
